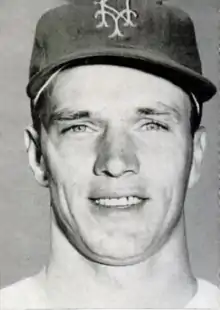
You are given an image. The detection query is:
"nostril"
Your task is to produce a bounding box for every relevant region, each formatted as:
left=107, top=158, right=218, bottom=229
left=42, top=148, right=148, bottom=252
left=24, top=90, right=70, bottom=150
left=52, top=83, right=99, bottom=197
left=94, top=153, right=140, bottom=177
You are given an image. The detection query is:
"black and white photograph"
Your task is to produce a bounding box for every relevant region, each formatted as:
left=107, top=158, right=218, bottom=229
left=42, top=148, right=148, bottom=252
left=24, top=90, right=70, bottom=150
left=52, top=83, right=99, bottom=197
left=0, top=0, right=219, bottom=308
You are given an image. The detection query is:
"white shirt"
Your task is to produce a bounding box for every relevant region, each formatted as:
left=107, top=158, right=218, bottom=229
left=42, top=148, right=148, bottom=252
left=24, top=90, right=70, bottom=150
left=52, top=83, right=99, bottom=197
left=185, top=279, right=220, bottom=309
left=1, top=276, right=219, bottom=309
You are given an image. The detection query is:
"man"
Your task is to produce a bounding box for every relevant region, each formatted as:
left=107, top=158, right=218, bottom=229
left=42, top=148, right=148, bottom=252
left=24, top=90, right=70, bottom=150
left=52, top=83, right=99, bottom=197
left=1, top=0, right=219, bottom=308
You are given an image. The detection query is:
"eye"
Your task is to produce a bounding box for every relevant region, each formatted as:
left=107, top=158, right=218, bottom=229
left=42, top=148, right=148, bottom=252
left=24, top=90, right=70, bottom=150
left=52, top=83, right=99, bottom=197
left=61, top=124, right=95, bottom=134
left=140, top=121, right=169, bottom=132
left=71, top=125, right=89, bottom=133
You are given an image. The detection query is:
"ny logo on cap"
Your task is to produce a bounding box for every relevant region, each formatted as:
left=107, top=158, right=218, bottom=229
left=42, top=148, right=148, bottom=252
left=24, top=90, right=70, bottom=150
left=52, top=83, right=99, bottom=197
left=94, top=0, right=137, bottom=38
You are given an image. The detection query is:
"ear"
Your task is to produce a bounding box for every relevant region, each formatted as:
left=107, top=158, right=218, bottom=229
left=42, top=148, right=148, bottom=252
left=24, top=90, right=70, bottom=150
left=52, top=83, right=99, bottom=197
left=188, top=126, right=207, bottom=189
left=24, top=126, right=48, bottom=187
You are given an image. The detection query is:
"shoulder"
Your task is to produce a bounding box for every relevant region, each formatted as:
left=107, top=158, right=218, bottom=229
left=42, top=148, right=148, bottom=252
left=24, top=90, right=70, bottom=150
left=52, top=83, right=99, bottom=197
left=186, top=279, right=220, bottom=309
left=0, top=273, right=47, bottom=309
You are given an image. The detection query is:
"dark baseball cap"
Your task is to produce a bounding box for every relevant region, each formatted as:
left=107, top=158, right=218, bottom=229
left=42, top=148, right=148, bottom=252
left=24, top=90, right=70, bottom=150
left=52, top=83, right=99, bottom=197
left=27, top=0, right=217, bottom=105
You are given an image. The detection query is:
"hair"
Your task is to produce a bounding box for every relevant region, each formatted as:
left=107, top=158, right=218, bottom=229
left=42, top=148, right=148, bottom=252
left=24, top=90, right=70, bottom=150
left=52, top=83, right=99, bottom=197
left=31, top=93, right=47, bottom=136
left=189, top=93, right=203, bottom=136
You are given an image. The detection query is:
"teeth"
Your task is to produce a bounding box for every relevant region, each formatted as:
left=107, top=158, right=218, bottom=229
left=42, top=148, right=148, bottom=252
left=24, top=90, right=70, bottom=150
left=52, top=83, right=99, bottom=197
left=94, top=196, right=142, bottom=207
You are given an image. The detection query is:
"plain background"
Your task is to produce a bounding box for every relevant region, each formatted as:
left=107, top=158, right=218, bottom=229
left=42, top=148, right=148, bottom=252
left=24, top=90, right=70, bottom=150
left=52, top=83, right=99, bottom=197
left=0, top=0, right=219, bottom=289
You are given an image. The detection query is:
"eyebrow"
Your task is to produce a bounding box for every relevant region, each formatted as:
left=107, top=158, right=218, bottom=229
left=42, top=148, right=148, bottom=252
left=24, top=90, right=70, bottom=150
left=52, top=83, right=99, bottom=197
left=49, top=109, right=91, bottom=124
left=137, top=102, right=181, bottom=122
left=49, top=102, right=181, bottom=124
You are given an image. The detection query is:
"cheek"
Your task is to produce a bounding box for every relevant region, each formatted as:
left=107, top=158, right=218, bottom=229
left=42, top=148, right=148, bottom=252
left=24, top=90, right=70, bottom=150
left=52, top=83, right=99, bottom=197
left=43, top=138, right=96, bottom=199
left=42, top=140, right=94, bottom=228
left=137, top=134, right=193, bottom=189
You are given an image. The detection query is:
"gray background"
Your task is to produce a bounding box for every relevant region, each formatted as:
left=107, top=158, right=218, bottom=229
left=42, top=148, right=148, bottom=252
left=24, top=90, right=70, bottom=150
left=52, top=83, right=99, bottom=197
left=0, top=0, right=219, bottom=289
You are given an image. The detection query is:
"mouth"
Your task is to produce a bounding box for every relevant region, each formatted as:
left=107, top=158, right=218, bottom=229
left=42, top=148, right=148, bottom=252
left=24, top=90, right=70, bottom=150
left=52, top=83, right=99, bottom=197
left=90, top=196, right=147, bottom=209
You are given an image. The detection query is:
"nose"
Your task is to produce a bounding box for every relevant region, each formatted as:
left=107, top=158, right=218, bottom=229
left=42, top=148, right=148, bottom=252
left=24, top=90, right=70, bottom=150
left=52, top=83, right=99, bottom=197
left=93, top=131, right=140, bottom=178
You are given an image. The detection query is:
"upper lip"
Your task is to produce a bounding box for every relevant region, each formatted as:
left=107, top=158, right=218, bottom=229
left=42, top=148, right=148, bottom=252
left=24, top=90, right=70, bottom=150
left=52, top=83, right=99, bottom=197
left=89, top=184, right=149, bottom=200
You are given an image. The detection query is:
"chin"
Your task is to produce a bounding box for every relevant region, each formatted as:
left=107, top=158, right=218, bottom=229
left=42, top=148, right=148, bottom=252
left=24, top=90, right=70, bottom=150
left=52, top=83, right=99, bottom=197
left=71, top=234, right=159, bottom=266
left=79, top=247, right=149, bottom=266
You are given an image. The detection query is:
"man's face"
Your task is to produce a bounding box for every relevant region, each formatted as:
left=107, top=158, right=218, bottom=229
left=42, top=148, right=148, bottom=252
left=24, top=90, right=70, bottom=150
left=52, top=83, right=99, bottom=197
left=32, top=65, right=203, bottom=265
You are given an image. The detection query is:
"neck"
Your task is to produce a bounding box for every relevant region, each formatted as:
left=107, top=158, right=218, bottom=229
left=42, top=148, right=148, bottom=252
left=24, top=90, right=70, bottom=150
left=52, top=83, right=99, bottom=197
left=42, top=215, right=196, bottom=308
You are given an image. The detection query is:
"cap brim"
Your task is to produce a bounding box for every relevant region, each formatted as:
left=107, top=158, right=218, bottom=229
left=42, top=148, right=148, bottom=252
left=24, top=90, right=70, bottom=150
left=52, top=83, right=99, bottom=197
left=27, top=47, right=217, bottom=103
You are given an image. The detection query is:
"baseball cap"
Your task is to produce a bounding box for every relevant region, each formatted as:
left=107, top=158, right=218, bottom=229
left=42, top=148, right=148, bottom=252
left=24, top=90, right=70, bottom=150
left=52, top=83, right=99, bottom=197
left=27, top=0, right=217, bottom=106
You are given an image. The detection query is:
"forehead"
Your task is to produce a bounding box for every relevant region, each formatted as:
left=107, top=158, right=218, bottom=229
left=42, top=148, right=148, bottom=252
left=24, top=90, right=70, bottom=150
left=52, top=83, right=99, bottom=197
left=47, top=65, right=190, bottom=114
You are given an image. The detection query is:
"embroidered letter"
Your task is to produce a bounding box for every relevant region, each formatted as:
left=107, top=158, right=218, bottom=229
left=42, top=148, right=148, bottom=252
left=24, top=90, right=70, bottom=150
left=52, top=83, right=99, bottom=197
left=94, top=0, right=137, bottom=38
